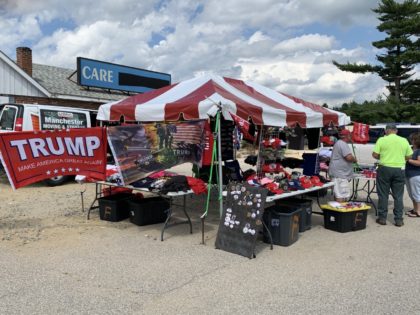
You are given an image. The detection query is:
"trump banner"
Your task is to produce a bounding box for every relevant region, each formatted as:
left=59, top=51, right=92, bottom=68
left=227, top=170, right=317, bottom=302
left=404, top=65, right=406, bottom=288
left=230, top=113, right=255, bottom=142
left=108, top=121, right=205, bottom=185
left=0, top=127, right=107, bottom=189
left=352, top=122, right=369, bottom=144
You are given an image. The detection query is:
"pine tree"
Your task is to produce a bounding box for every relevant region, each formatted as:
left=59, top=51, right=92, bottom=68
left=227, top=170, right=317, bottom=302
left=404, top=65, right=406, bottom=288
left=333, top=0, right=420, bottom=103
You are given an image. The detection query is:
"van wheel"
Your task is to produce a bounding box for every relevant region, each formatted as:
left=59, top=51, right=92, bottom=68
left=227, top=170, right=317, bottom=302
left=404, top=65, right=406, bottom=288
left=45, top=175, right=69, bottom=186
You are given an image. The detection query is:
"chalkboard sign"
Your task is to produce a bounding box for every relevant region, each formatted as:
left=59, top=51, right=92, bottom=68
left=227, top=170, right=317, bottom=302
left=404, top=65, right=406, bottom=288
left=215, top=183, right=268, bottom=258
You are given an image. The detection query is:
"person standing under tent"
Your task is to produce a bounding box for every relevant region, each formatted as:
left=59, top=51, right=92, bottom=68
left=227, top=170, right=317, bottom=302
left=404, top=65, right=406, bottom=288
left=165, top=123, right=177, bottom=149
left=328, top=129, right=357, bottom=202
left=405, top=132, right=420, bottom=218
left=156, top=123, right=166, bottom=150
left=372, top=123, right=413, bottom=227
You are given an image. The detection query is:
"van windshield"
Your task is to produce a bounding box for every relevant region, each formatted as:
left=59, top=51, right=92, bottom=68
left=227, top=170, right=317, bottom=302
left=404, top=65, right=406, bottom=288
left=368, top=128, right=384, bottom=144
left=0, top=106, right=17, bottom=131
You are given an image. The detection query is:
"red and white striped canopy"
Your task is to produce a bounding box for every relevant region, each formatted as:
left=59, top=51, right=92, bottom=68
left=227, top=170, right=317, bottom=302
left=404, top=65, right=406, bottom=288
left=97, top=75, right=350, bottom=128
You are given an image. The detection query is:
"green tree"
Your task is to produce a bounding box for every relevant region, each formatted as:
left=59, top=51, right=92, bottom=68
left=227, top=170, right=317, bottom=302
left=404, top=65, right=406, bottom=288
left=333, top=0, right=420, bottom=103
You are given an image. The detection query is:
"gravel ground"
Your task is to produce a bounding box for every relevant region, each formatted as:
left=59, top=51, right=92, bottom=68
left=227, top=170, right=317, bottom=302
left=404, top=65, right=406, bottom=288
left=1, top=168, right=419, bottom=315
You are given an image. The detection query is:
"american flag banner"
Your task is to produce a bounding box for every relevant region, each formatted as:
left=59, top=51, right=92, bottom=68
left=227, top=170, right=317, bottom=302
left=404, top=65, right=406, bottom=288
left=107, top=121, right=205, bottom=185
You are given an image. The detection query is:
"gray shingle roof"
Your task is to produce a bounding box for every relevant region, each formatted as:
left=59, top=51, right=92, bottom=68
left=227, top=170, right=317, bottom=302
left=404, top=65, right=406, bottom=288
left=32, top=64, right=132, bottom=102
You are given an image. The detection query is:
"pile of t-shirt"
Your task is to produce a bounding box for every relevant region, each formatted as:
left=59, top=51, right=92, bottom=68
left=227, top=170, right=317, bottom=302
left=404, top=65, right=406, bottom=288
left=131, top=172, right=207, bottom=195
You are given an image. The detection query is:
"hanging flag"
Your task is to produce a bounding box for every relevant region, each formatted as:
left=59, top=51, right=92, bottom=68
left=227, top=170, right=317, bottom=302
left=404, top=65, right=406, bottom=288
left=230, top=113, right=255, bottom=142
left=0, top=127, right=107, bottom=189
left=201, top=121, right=214, bottom=166
left=352, top=122, right=369, bottom=144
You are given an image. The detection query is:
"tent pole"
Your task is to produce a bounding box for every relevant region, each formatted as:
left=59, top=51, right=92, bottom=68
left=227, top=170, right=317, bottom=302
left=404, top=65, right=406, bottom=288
left=216, top=104, right=223, bottom=217
left=200, top=112, right=220, bottom=244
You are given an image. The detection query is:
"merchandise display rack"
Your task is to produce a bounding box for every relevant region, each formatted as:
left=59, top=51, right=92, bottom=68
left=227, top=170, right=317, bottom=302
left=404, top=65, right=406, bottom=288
left=256, top=126, right=288, bottom=179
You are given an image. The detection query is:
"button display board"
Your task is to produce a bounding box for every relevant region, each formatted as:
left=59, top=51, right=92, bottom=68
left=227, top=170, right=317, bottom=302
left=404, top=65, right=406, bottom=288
left=215, top=183, right=268, bottom=258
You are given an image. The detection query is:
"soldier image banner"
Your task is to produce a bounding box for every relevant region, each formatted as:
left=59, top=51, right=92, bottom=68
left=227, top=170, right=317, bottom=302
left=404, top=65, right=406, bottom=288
left=107, top=121, right=206, bottom=185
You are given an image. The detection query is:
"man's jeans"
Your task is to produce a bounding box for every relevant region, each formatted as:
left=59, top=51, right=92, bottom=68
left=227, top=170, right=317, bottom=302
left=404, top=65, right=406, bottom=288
left=377, top=166, right=405, bottom=221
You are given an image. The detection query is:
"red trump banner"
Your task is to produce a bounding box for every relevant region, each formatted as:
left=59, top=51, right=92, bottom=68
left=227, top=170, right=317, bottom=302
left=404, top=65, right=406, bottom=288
left=352, top=122, right=369, bottom=144
left=0, top=127, right=107, bottom=189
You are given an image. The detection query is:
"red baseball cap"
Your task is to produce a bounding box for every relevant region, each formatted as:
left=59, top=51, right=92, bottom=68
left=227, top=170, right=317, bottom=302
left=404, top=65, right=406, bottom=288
left=310, top=176, right=324, bottom=187
left=299, top=176, right=313, bottom=189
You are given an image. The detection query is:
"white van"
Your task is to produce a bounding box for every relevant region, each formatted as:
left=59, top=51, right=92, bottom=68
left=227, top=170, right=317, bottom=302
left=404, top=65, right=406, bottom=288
left=352, top=123, right=420, bottom=166
left=0, top=103, right=96, bottom=133
left=0, top=103, right=97, bottom=185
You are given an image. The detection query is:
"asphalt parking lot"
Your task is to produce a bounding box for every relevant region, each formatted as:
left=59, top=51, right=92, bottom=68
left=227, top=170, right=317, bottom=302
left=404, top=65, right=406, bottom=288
left=1, top=175, right=420, bottom=314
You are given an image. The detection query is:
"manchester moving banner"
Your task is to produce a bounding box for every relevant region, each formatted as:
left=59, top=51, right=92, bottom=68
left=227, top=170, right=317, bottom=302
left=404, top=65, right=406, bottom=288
left=108, top=121, right=205, bottom=185
left=0, top=127, right=107, bottom=189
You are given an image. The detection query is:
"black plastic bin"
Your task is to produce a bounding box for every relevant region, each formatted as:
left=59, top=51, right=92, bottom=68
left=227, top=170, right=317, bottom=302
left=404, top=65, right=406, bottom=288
left=275, top=198, right=312, bottom=232
left=263, top=205, right=300, bottom=246
left=98, top=193, right=133, bottom=222
left=323, top=208, right=368, bottom=233
left=128, top=197, right=170, bottom=226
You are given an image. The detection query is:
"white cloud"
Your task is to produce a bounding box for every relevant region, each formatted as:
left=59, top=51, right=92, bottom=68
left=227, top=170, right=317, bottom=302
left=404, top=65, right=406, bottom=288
left=0, top=14, right=41, bottom=50
left=0, top=0, right=393, bottom=106
left=273, top=34, right=337, bottom=54
left=239, top=46, right=387, bottom=106
left=248, top=31, right=270, bottom=44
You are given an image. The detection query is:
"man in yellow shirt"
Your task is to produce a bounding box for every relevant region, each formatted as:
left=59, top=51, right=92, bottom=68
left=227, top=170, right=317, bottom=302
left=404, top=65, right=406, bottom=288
left=372, top=123, right=413, bottom=226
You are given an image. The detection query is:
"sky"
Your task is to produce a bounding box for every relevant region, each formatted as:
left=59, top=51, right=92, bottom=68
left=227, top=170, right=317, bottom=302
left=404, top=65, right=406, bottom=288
left=0, top=0, right=393, bottom=107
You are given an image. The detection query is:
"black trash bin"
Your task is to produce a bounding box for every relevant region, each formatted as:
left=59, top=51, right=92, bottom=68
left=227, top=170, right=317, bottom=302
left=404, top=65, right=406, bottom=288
left=263, top=205, right=300, bottom=246
left=98, top=193, right=133, bottom=222
left=275, top=198, right=312, bottom=232
left=128, top=197, right=170, bottom=226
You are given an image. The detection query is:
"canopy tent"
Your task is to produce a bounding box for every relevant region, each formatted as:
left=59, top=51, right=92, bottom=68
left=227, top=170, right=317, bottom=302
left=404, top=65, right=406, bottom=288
left=97, top=74, right=350, bottom=128
left=97, top=75, right=349, bottom=242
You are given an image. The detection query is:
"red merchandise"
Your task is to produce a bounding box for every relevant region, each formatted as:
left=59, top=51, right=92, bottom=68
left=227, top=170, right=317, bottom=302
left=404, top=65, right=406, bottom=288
left=262, top=163, right=284, bottom=173
left=262, top=139, right=271, bottom=147
left=321, top=135, right=334, bottom=146
left=352, top=122, right=369, bottom=144
left=186, top=177, right=207, bottom=195
left=262, top=138, right=284, bottom=149
left=361, top=169, right=376, bottom=178
left=262, top=163, right=276, bottom=173
left=149, top=170, right=177, bottom=178
left=230, top=113, right=255, bottom=142
left=310, top=176, right=324, bottom=187
left=102, top=187, right=133, bottom=196
left=299, top=176, right=313, bottom=189
left=264, top=182, right=284, bottom=195
left=270, top=138, right=284, bottom=149
left=201, top=121, right=214, bottom=165
left=276, top=164, right=285, bottom=173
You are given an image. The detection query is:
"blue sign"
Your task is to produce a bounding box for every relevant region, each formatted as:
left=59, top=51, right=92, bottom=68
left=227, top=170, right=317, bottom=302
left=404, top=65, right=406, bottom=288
left=77, top=57, right=171, bottom=93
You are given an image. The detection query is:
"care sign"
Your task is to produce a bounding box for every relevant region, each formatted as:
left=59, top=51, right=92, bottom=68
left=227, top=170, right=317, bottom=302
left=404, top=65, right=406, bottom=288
left=0, top=127, right=107, bottom=189
left=77, top=57, right=171, bottom=93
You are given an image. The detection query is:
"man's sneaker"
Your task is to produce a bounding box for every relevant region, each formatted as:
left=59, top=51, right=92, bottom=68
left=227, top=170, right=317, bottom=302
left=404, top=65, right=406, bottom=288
left=394, top=220, right=404, bottom=227
left=376, top=218, right=387, bottom=225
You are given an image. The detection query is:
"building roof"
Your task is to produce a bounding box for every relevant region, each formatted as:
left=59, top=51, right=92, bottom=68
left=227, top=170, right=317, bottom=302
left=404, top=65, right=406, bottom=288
left=0, top=50, right=51, bottom=97
left=32, top=63, right=131, bottom=103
